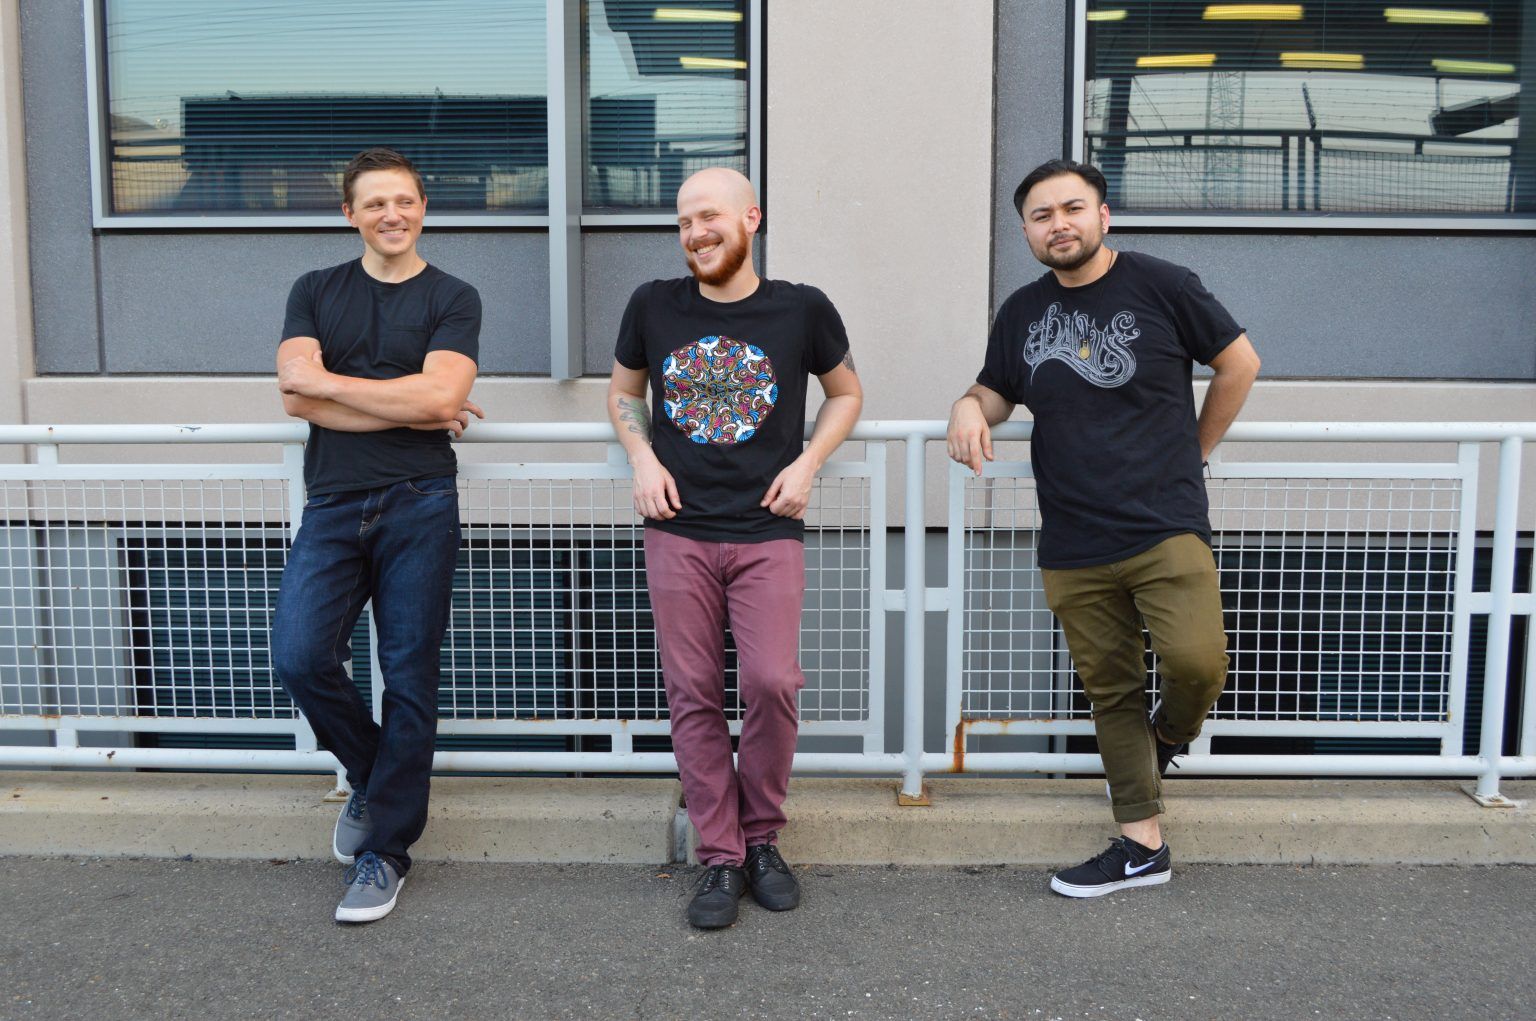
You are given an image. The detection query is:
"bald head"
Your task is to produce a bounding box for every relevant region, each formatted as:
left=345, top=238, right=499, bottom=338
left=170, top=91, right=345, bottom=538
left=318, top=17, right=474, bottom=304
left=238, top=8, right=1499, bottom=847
left=677, top=167, right=757, bottom=215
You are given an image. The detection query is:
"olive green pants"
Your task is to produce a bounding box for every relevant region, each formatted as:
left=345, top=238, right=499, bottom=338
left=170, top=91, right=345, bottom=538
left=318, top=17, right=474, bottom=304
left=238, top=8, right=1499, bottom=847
left=1041, top=532, right=1229, bottom=823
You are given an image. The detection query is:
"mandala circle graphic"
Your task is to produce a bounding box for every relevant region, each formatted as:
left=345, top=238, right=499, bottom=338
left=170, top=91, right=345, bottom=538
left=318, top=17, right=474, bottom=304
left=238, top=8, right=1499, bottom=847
left=661, top=336, right=778, bottom=445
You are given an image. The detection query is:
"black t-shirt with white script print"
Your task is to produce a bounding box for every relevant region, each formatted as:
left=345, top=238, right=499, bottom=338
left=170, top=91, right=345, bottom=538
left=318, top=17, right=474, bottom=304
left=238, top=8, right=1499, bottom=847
left=615, top=277, right=850, bottom=543
left=281, top=259, right=481, bottom=496
left=977, top=251, right=1242, bottom=569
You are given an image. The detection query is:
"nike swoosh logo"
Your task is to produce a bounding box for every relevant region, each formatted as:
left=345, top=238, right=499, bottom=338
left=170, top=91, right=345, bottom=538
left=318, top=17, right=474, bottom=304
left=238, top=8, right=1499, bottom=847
left=1124, top=860, right=1160, bottom=876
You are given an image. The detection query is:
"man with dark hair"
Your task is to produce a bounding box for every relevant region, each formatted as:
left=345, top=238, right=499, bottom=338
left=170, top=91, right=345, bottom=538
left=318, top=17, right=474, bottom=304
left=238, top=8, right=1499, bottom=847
left=607, top=167, right=863, bottom=929
left=947, top=158, right=1260, bottom=897
left=273, top=147, right=482, bottom=923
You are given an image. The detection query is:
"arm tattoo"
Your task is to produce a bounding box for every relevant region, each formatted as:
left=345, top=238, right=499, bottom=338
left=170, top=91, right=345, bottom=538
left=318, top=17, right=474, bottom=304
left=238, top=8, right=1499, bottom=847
left=617, top=395, right=652, bottom=440
left=840, top=349, right=856, bottom=372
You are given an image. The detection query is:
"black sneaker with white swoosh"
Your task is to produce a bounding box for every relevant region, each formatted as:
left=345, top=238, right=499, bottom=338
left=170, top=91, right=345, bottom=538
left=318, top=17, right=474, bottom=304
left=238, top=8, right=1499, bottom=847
left=1049, top=837, right=1172, bottom=898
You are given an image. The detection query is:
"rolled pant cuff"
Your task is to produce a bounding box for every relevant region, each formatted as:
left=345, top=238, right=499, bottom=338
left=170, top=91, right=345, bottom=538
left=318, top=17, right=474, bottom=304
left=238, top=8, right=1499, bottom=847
left=1111, top=798, right=1165, bottom=824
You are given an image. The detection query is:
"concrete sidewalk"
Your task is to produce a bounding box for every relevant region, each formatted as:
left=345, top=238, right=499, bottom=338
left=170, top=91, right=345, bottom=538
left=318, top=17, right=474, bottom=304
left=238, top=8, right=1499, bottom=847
left=4, top=771, right=1533, bottom=865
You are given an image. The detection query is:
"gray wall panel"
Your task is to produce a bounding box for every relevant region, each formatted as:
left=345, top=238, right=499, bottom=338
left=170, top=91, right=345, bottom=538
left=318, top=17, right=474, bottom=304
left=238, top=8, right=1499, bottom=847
left=581, top=231, right=690, bottom=375
left=97, top=232, right=548, bottom=374
left=20, top=0, right=100, bottom=373
left=1106, top=235, right=1536, bottom=381
left=993, top=0, right=1536, bottom=381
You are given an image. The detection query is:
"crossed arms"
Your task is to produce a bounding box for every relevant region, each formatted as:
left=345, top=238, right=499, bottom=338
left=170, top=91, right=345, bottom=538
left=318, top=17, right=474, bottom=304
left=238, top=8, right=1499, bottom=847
left=606, top=358, right=864, bottom=521
left=277, top=337, right=483, bottom=436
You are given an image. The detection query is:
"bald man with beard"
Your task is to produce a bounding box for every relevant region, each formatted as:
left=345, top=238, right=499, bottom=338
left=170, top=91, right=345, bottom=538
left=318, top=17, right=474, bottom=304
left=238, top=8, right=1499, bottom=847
left=607, top=168, right=863, bottom=929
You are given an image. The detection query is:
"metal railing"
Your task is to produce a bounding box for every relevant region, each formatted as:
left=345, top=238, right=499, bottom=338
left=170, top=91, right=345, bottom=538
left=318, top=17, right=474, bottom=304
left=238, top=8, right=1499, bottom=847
left=0, top=421, right=1531, bottom=805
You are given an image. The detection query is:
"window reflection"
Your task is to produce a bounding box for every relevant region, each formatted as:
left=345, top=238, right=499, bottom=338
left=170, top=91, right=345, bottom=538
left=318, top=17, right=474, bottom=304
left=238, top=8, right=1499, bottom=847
left=104, top=0, right=547, bottom=215
left=585, top=0, right=749, bottom=210
left=1084, top=1, right=1530, bottom=214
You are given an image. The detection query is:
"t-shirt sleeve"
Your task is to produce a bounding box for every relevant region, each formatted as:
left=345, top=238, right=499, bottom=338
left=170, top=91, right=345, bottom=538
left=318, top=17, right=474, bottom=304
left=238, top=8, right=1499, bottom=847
left=280, top=273, right=318, bottom=343
left=976, top=303, right=1025, bottom=405
left=428, top=283, right=481, bottom=362
left=613, top=284, right=651, bottom=370
left=805, top=287, right=851, bottom=376
left=1171, top=271, right=1243, bottom=365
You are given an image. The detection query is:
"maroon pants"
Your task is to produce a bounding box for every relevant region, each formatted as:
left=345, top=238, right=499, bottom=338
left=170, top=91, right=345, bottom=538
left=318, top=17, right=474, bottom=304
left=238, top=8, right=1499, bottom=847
left=644, top=528, right=806, bottom=866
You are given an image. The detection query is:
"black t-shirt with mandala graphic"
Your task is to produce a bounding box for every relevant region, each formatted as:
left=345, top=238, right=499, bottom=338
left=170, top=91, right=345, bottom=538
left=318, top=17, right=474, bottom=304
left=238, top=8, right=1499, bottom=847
left=977, top=251, right=1242, bottom=569
left=615, top=276, right=850, bottom=543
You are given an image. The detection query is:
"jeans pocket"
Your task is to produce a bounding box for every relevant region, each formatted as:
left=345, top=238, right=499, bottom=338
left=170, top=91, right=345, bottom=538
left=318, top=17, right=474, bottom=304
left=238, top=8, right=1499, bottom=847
left=405, top=474, right=458, bottom=497
left=303, top=491, right=339, bottom=509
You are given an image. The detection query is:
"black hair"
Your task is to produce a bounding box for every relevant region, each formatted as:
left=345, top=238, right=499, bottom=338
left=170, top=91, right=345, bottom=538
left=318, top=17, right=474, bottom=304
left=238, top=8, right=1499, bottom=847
left=1011, top=159, right=1108, bottom=216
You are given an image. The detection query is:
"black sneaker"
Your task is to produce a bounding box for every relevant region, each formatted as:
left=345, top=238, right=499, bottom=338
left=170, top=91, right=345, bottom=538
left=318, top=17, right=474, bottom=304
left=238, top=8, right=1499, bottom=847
left=687, top=864, right=746, bottom=929
left=1049, top=838, right=1172, bottom=898
left=1156, top=736, right=1189, bottom=777
left=745, top=843, right=801, bottom=911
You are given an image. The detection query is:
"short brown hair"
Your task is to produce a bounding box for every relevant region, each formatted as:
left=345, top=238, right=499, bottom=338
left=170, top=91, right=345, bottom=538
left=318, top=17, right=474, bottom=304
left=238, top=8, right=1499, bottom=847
left=341, top=147, right=426, bottom=208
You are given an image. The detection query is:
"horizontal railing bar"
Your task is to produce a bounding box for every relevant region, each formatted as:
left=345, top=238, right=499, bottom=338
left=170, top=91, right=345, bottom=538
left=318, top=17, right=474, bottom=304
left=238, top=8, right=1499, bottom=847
left=3, top=746, right=1532, bottom=779
left=1, top=421, right=1534, bottom=446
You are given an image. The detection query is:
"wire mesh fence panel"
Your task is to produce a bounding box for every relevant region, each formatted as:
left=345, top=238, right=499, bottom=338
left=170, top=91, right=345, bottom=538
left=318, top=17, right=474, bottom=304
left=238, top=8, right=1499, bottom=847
left=0, top=478, right=294, bottom=720
left=960, top=470, right=1464, bottom=728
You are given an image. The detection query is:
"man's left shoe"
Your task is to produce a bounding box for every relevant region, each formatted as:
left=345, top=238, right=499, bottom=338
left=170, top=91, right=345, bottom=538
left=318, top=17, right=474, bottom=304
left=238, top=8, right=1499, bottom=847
left=335, top=852, right=404, bottom=923
left=1049, top=837, right=1171, bottom=898
left=745, top=843, right=801, bottom=911
left=1155, top=736, right=1189, bottom=777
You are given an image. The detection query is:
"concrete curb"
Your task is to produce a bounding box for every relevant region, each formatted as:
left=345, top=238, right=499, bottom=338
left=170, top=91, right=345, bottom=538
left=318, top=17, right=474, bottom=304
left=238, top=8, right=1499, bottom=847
left=4, top=772, right=1533, bottom=865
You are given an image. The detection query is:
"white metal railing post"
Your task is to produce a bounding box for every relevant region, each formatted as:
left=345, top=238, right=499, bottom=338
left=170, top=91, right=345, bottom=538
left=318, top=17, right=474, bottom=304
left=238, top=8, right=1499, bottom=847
left=1473, top=437, right=1523, bottom=805
left=900, top=434, right=927, bottom=800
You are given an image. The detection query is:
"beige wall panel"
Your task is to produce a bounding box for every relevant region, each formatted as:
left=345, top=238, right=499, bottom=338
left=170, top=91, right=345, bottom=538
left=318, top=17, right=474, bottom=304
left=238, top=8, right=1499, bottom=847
left=765, top=0, right=995, bottom=422
left=0, top=0, right=34, bottom=457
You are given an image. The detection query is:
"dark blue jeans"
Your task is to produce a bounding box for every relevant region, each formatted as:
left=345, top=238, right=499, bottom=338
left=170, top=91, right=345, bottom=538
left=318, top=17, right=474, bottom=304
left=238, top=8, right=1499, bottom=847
left=271, top=475, right=461, bottom=873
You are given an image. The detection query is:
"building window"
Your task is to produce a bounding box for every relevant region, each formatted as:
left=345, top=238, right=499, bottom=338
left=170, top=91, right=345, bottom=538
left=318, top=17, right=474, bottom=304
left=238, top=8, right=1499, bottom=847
left=99, top=0, right=548, bottom=219
left=585, top=0, right=749, bottom=210
left=1078, top=0, right=1533, bottom=221
left=93, top=0, right=759, bottom=224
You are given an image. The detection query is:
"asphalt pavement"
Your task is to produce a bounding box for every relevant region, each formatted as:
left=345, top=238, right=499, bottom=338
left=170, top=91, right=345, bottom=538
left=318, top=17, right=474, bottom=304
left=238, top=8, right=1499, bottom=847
left=3, top=856, right=1532, bottom=1020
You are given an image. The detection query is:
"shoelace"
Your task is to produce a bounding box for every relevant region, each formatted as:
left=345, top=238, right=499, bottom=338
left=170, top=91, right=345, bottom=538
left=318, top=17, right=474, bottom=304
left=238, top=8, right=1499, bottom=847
left=1088, top=839, right=1134, bottom=878
left=345, top=852, right=389, bottom=890
left=345, top=790, right=368, bottom=821
left=747, top=844, right=789, bottom=876
left=698, top=865, right=739, bottom=895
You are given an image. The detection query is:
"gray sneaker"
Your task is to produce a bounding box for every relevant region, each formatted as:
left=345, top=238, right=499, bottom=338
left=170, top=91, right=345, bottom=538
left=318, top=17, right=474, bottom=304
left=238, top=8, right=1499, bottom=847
left=332, top=789, right=369, bottom=865
left=335, top=852, right=404, bottom=924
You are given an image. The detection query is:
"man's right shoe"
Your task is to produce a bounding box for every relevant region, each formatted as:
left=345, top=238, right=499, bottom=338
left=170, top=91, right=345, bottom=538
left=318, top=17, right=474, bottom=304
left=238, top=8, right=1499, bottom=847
left=687, top=864, right=747, bottom=929
left=332, top=788, right=369, bottom=865
left=335, top=852, right=404, bottom=923
left=1049, top=837, right=1172, bottom=898
left=745, top=843, right=802, bottom=911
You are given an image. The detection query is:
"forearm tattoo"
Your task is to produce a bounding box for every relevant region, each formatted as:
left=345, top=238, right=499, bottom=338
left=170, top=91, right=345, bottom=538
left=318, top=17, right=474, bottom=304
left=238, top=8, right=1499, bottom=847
left=841, top=349, right=856, bottom=372
left=617, top=395, right=652, bottom=439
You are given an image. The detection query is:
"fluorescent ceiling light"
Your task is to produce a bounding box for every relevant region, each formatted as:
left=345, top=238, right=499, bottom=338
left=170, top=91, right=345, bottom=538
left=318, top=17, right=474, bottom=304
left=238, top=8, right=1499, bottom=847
left=1087, top=9, right=1129, bottom=21
left=679, top=56, right=748, bottom=70
left=654, top=7, right=743, bottom=22
left=1136, top=53, right=1218, bottom=68
left=1280, top=51, right=1365, bottom=69
left=1431, top=58, right=1515, bottom=74
left=1384, top=8, right=1490, bottom=25
left=1203, top=5, right=1304, bottom=20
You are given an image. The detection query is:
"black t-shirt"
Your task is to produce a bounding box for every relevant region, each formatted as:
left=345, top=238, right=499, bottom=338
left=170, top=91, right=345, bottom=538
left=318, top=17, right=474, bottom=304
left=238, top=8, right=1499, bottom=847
left=281, top=259, right=481, bottom=496
left=977, top=251, right=1242, bottom=569
left=614, top=277, right=850, bottom=543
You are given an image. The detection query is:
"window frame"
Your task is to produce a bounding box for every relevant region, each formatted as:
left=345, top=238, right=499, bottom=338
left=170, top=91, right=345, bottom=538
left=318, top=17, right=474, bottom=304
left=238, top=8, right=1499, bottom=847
left=1068, top=0, right=1536, bottom=231
left=82, top=0, right=763, bottom=229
